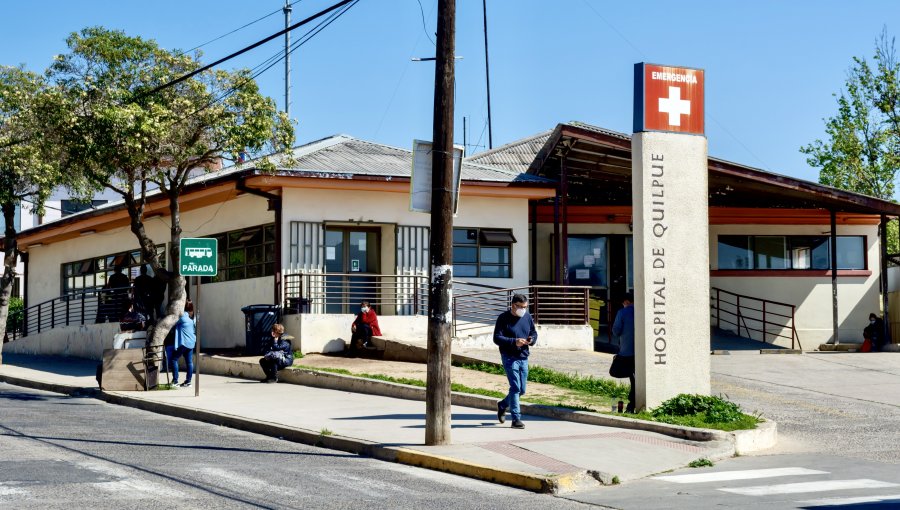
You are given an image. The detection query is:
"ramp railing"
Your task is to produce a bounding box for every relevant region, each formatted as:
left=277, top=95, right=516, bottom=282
left=710, top=286, right=801, bottom=349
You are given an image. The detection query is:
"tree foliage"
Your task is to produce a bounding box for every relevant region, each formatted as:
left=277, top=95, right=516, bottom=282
left=0, top=66, right=66, bottom=363
left=802, top=28, right=900, bottom=252
left=45, top=27, right=294, bottom=349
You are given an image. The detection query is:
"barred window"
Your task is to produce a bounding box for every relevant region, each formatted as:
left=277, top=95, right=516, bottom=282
left=202, top=224, right=276, bottom=283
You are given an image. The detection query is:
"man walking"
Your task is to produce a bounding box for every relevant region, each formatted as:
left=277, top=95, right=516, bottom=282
left=612, top=292, right=636, bottom=413
left=494, top=293, right=537, bottom=429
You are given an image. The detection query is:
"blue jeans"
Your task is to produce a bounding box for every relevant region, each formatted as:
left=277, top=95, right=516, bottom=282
left=169, top=345, right=194, bottom=384
left=499, top=356, right=528, bottom=421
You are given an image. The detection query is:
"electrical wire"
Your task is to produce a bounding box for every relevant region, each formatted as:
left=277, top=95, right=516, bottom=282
left=142, top=0, right=356, bottom=98
left=415, top=0, right=436, bottom=46
left=182, top=0, right=358, bottom=122
left=177, top=1, right=303, bottom=57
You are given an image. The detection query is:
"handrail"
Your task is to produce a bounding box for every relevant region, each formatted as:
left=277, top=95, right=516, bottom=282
left=6, top=285, right=133, bottom=342
left=283, top=272, right=428, bottom=316
left=453, top=284, right=590, bottom=337
left=710, top=286, right=801, bottom=350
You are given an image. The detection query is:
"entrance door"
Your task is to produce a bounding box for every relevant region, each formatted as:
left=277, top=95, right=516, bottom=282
left=324, top=228, right=380, bottom=313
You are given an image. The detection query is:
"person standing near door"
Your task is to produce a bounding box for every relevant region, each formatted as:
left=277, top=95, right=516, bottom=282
left=611, top=292, right=636, bottom=413
left=494, top=294, right=537, bottom=429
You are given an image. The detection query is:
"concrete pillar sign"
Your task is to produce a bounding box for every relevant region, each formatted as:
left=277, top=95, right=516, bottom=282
left=632, top=63, right=710, bottom=410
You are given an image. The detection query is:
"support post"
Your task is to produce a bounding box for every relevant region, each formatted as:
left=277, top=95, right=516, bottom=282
left=553, top=191, right=561, bottom=284
left=195, top=276, right=200, bottom=397
left=881, top=214, right=890, bottom=344
left=561, top=154, right=569, bottom=285
left=831, top=210, right=839, bottom=345
left=425, top=0, right=455, bottom=446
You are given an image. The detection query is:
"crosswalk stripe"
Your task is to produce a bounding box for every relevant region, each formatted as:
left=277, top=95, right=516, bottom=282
left=720, top=479, right=899, bottom=496
left=654, top=467, right=828, bottom=484
left=797, top=494, right=900, bottom=506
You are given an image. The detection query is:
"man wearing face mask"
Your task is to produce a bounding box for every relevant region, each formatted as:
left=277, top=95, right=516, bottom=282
left=494, top=293, right=537, bottom=429
left=349, top=300, right=381, bottom=355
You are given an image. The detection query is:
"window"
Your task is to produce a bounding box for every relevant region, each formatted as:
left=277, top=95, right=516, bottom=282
left=60, top=199, right=108, bottom=217
left=717, top=235, right=865, bottom=270
left=452, top=228, right=514, bottom=278
left=61, top=246, right=166, bottom=296
left=202, top=224, right=276, bottom=283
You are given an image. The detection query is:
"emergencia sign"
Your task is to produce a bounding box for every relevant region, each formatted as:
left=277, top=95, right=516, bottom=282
left=180, top=237, right=218, bottom=276
left=634, top=63, right=705, bottom=135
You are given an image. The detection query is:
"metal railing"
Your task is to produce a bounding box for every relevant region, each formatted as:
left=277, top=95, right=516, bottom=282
left=710, top=286, right=801, bottom=349
left=5, top=286, right=131, bottom=342
left=453, top=283, right=590, bottom=337
left=283, top=272, right=428, bottom=316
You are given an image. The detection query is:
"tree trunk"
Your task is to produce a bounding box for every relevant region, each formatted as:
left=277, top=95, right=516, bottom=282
left=0, top=202, right=19, bottom=365
left=147, top=191, right=187, bottom=351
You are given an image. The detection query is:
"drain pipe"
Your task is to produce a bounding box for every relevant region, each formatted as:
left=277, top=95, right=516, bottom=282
left=236, top=179, right=282, bottom=307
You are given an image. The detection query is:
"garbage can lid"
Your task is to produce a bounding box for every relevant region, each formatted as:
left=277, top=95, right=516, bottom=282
left=241, top=304, right=281, bottom=313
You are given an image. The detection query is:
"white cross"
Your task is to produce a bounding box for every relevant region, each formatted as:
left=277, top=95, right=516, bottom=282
left=658, top=86, right=691, bottom=126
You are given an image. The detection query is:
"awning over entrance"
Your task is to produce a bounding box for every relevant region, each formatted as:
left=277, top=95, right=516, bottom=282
left=529, top=121, right=900, bottom=216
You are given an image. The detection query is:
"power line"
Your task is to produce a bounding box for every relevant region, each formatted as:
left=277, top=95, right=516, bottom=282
left=415, top=0, right=436, bottom=46
left=186, top=0, right=358, bottom=121
left=143, top=0, right=356, bottom=98
left=177, top=1, right=303, bottom=57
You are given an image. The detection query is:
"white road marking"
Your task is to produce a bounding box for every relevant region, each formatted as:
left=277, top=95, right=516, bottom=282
left=655, top=467, right=828, bottom=484
left=720, top=479, right=899, bottom=496
left=798, top=494, right=900, bottom=506
left=0, top=483, right=27, bottom=497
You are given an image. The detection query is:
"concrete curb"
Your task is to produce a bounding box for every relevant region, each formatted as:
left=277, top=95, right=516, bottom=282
left=0, top=372, right=593, bottom=494
left=202, top=354, right=774, bottom=449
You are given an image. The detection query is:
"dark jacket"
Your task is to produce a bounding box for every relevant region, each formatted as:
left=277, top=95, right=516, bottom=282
left=493, top=310, right=537, bottom=360
left=264, top=337, right=294, bottom=369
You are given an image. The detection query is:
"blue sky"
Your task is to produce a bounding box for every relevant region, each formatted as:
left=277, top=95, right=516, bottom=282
left=1, top=0, right=898, bottom=184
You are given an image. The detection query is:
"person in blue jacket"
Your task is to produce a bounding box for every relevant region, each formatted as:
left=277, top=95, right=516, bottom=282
left=170, top=300, right=196, bottom=388
left=611, top=292, right=636, bottom=413
left=494, top=293, right=537, bottom=429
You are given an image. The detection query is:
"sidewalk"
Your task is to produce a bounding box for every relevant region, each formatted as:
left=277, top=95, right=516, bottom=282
left=0, top=352, right=744, bottom=494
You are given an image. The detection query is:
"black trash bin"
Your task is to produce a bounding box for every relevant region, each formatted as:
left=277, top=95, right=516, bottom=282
left=241, top=304, right=281, bottom=356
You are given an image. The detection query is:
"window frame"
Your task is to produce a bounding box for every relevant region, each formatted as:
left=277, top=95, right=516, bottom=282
left=201, top=223, right=276, bottom=284
left=452, top=227, right=514, bottom=278
left=60, top=246, right=167, bottom=297
left=716, top=234, right=867, bottom=271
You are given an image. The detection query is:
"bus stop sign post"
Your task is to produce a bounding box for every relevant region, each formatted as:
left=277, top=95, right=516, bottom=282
left=179, top=238, right=218, bottom=397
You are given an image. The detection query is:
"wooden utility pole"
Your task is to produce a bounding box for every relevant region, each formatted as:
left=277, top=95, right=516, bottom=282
left=425, top=0, right=455, bottom=446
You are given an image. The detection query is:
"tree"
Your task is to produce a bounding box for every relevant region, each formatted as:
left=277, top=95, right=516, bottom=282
left=802, top=28, right=900, bottom=251
left=46, top=27, right=293, bottom=352
left=0, top=66, right=65, bottom=364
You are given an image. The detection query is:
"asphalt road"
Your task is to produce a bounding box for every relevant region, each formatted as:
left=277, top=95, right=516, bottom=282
left=0, top=383, right=594, bottom=510
left=564, top=453, right=900, bottom=510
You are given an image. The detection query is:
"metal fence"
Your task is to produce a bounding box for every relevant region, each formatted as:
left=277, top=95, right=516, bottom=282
left=453, top=283, right=590, bottom=337
left=283, top=272, right=428, bottom=316
left=710, top=286, right=801, bottom=349
left=5, top=286, right=130, bottom=342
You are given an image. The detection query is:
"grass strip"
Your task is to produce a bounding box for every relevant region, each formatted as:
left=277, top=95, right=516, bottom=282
left=456, top=361, right=630, bottom=400
left=292, top=365, right=757, bottom=431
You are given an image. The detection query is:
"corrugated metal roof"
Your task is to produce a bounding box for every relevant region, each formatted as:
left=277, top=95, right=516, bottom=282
left=277, top=135, right=553, bottom=184
left=465, top=130, right=553, bottom=173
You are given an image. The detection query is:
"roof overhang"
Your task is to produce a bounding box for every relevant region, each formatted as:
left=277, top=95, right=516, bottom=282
left=531, top=123, right=900, bottom=216
left=17, top=167, right=555, bottom=249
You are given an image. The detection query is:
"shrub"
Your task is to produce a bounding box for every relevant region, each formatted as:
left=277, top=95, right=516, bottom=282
left=653, top=394, right=744, bottom=424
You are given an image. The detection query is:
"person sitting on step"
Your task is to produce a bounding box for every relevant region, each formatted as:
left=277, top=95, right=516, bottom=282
left=259, top=323, right=293, bottom=383
left=350, top=300, right=381, bottom=354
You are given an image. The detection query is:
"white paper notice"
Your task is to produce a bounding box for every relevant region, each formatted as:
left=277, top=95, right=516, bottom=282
left=326, top=247, right=336, bottom=260
left=358, top=238, right=366, bottom=250
left=593, top=248, right=601, bottom=257
left=583, top=255, right=595, bottom=267
left=575, top=269, right=590, bottom=280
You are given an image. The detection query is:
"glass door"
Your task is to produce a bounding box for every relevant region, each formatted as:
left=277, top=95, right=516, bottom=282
left=324, top=228, right=380, bottom=313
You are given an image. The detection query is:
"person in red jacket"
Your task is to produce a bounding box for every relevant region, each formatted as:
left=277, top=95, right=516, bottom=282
left=350, top=300, right=381, bottom=354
